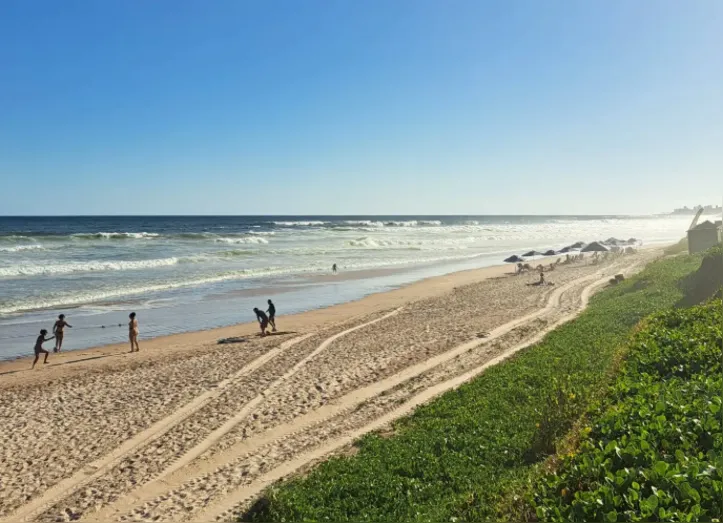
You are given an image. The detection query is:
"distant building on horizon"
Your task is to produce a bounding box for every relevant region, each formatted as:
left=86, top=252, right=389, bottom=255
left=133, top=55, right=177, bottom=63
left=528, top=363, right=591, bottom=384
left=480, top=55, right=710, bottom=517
left=671, top=204, right=723, bottom=215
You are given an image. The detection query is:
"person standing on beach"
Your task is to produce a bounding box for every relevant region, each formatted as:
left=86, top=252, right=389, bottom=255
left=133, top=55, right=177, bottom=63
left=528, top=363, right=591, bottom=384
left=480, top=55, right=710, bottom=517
left=266, top=299, right=277, bottom=332
left=253, top=307, right=269, bottom=336
left=128, top=312, right=140, bottom=353
left=52, top=314, right=72, bottom=352
left=32, top=329, right=54, bottom=368
left=332, top=263, right=337, bottom=274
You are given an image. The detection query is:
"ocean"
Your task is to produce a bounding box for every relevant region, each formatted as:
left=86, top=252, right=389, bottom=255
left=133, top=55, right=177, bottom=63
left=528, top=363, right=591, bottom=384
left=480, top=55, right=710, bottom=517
left=0, top=215, right=691, bottom=359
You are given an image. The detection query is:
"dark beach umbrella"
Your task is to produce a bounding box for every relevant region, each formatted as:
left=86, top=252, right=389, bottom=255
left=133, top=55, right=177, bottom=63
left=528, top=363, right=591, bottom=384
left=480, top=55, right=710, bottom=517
left=570, top=241, right=586, bottom=248
left=522, top=250, right=544, bottom=257
left=504, top=255, right=524, bottom=263
left=604, top=237, right=621, bottom=245
left=543, top=249, right=557, bottom=256
left=581, top=241, right=609, bottom=253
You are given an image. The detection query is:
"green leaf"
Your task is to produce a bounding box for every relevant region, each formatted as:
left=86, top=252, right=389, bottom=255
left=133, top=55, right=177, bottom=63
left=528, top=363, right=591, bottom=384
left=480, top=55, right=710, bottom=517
left=654, top=461, right=669, bottom=476
left=607, top=510, right=618, bottom=522
left=645, top=494, right=659, bottom=511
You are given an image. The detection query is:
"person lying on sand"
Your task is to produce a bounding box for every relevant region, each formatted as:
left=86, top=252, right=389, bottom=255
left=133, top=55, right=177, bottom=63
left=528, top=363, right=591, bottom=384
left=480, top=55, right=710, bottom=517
left=32, top=329, right=54, bottom=368
left=254, top=307, right=269, bottom=336
left=53, top=314, right=72, bottom=353
left=267, top=299, right=277, bottom=332
left=527, top=272, right=555, bottom=287
left=129, top=312, right=140, bottom=353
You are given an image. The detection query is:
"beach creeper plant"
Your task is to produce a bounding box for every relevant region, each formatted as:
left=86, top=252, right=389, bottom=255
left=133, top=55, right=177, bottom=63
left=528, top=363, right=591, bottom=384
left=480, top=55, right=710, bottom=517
left=531, top=300, right=723, bottom=522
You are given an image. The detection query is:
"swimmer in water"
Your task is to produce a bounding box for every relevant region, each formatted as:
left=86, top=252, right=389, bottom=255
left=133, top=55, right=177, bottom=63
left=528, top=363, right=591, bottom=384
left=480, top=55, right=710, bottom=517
left=53, top=314, right=72, bottom=352
left=32, top=329, right=54, bottom=369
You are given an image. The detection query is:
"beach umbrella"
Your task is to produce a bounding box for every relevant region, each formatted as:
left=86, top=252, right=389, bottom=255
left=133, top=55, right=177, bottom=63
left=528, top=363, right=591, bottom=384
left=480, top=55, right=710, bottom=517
left=570, top=241, right=587, bottom=248
left=522, top=250, right=543, bottom=257
left=581, top=241, right=609, bottom=253
left=504, top=255, right=524, bottom=263
left=543, top=249, right=557, bottom=256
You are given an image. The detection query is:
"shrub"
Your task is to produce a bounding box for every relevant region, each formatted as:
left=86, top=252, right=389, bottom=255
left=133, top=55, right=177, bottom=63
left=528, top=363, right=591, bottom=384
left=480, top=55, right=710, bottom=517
left=531, top=300, right=723, bottom=522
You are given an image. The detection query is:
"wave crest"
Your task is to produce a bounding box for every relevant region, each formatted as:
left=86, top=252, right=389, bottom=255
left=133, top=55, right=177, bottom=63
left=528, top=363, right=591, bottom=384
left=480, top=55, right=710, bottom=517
left=71, top=232, right=160, bottom=240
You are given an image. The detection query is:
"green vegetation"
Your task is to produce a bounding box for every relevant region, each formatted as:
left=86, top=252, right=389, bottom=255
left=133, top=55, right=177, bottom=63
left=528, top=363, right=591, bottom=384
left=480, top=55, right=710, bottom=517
left=532, top=300, right=722, bottom=522
left=244, top=254, right=704, bottom=523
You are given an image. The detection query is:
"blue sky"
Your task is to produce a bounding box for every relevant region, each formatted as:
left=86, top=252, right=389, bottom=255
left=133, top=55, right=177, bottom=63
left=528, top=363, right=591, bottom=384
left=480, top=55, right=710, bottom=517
left=0, top=1, right=721, bottom=215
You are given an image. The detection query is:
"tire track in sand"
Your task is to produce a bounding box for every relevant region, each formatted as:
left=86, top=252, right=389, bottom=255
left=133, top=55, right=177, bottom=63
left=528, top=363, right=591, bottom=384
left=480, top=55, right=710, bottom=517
left=199, top=263, right=639, bottom=522
left=0, top=334, right=312, bottom=523
left=93, top=263, right=632, bottom=522
left=80, top=307, right=404, bottom=522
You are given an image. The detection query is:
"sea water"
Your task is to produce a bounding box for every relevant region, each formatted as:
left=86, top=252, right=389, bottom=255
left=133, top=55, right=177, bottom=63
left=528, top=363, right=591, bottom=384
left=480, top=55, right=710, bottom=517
left=0, top=215, right=691, bottom=359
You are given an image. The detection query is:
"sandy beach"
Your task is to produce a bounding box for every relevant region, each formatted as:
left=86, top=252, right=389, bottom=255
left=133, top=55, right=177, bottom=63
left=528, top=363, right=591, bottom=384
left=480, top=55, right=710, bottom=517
left=0, top=249, right=661, bottom=522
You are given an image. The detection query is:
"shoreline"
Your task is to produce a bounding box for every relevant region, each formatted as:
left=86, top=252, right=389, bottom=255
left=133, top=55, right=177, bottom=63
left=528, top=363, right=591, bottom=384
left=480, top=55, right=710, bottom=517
left=0, top=262, right=513, bottom=379
left=0, top=243, right=668, bottom=377
left=0, top=248, right=664, bottom=522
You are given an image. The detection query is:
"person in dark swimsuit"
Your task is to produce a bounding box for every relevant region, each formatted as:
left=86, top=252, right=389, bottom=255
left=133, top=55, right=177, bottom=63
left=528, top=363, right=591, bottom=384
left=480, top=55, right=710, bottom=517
left=266, top=299, right=277, bottom=332
left=332, top=263, right=337, bottom=274
left=32, top=329, right=54, bottom=368
left=253, top=308, right=269, bottom=336
left=53, top=314, right=72, bottom=352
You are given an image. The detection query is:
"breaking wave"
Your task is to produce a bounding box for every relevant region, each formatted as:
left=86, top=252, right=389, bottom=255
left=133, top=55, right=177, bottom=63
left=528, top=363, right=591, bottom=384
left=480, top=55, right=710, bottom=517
left=214, top=237, right=269, bottom=245
left=71, top=232, right=160, bottom=240
left=0, top=244, right=46, bottom=252
left=0, top=257, right=183, bottom=278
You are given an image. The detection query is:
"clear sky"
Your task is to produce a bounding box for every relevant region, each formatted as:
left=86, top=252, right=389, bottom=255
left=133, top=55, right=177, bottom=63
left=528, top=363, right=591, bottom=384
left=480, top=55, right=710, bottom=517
left=0, top=1, right=721, bottom=216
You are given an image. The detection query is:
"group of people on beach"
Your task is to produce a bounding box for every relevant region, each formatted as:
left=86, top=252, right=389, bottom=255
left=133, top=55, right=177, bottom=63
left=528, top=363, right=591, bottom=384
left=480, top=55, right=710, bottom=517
left=32, top=312, right=140, bottom=368
left=28, top=261, right=340, bottom=366
left=32, top=314, right=72, bottom=368
left=253, top=299, right=277, bottom=336
left=30, top=299, right=278, bottom=368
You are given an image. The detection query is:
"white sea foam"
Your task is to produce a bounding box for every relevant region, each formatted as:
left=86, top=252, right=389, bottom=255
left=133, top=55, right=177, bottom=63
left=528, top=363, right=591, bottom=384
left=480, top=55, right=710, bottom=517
left=342, top=220, right=385, bottom=228
left=0, top=244, right=45, bottom=252
left=347, top=236, right=474, bottom=250
left=272, top=221, right=327, bottom=227
left=0, top=266, right=315, bottom=314
left=214, top=237, right=269, bottom=245
left=0, top=257, right=182, bottom=278
left=0, top=251, right=491, bottom=315
left=71, top=231, right=160, bottom=240
left=0, top=235, right=35, bottom=242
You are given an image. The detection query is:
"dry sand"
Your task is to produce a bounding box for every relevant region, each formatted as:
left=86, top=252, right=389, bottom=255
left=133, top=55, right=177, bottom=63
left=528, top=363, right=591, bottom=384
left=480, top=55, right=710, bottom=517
left=0, top=250, right=661, bottom=522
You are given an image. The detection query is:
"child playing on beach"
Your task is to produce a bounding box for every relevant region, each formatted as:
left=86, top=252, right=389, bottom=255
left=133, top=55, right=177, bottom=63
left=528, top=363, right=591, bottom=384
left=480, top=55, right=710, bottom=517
left=32, top=329, right=54, bottom=368
left=253, top=307, right=269, bottom=336
left=129, top=312, right=140, bottom=353
left=266, top=299, right=277, bottom=332
left=53, top=314, right=72, bottom=352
